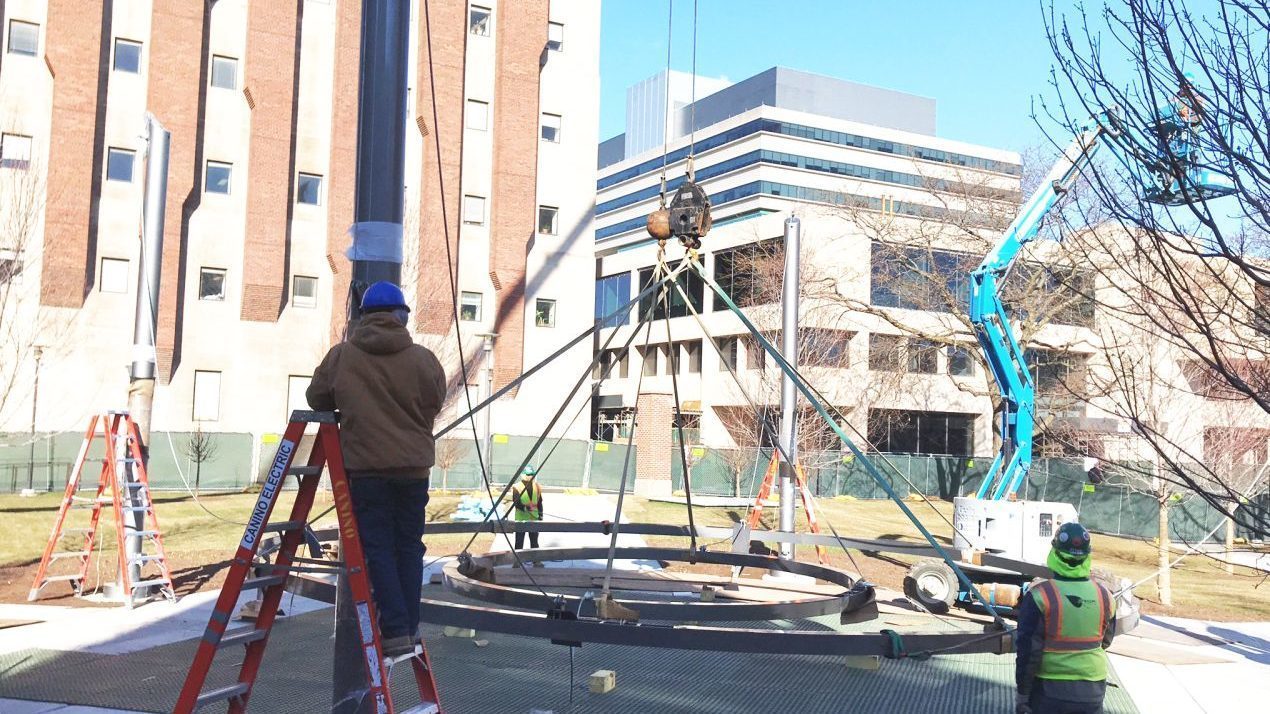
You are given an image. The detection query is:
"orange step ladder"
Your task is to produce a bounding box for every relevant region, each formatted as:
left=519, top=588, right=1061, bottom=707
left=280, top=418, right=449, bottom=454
left=174, top=411, right=441, bottom=713
left=29, top=411, right=175, bottom=605
left=745, top=454, right=827, bottom=563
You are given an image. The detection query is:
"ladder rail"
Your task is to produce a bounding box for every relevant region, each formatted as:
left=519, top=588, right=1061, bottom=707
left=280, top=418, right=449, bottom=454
left=124, top=416, right=176, bottom=600
left=106, top=414, right=136, bottom=602
left=75, top=459, right=112, bottom=588
left=28, top=415, right=101, bottom=599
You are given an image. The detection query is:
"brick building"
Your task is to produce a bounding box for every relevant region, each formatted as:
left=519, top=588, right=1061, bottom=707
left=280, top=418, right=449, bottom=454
left=0, top=1, right=600, bottom=456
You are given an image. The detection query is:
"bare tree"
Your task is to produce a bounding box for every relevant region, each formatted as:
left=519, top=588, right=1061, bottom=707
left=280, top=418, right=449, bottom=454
left=1040, top=0, right=1270, bottom=536
left=432, top=437, right=471, bottom=493
left=184, top=427, right=220, bottom=496
left=0, top=143, right=51, bottom=428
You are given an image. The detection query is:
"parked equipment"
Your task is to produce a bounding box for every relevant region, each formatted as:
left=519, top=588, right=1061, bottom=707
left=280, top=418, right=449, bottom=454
left=173, top=411, right=441, bottom=714
left=28, top=411, right=174, bottom=606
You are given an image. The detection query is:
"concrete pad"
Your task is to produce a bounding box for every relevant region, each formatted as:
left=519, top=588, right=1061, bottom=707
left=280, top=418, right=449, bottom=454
left=1109, top=635, right=1235, bottom=665
left=0, top=588, right=329, bottom=656
left=0, top=699, right=147, bottom=713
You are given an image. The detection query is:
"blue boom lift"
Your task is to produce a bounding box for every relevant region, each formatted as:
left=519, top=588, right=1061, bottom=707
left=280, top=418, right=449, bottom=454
left=902, top=83, right=1236, bottom=618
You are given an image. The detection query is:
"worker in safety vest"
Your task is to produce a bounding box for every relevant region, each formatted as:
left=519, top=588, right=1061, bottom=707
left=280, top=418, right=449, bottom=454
left=509, top=465, right=544, bottom=550
left=1015, top=522, right=1117, bottom=714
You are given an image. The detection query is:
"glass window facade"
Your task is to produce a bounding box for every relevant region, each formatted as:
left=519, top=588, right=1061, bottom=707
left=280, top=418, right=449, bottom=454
left=712, top=238, right=780, bottom=310
left=597, top=117, right=1021, bottom=191
left=7, top=20, right=39, bottom=56
left=870, top=241, right=974, bottom=313
left=594, top=272, right=631, bottom=327
left=106, top=148, right=135, bottom=182
left=869, top=334, right=902, bottom=371
left=868, top=409, right=975, bottom=455
left=113, top=39, right=141, bottom=73
left=210, top=55, right=237, bottom=89
left=948, top=345, right=976, bottom=376
left=638, top=266, right=703, bottom=320
left=297, top=173, right=322, bottom=205
left=205, top=161, right=232, bottom=194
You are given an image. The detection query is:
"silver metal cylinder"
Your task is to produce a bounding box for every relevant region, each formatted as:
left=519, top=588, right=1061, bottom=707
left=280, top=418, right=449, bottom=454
left=132, top=114, right=169, bottom=382
left=778, top=216, right=801, bottom=560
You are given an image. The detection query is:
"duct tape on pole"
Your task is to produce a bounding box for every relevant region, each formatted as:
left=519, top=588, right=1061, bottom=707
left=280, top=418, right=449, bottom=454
left=778, top=216, right=800, bottom=561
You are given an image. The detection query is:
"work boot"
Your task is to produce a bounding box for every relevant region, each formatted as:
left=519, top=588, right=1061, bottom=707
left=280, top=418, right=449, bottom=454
left=382, top=634, right=417, bottom=659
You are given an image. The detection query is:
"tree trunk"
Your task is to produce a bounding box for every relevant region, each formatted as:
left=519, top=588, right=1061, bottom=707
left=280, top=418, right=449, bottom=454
left=1157, top=502, right=1172, bottom=606
left=1224, top=516, right=1235, bottom=575
left=442, top=467, right=448, bottom=493
left=195, top=461, right=201, bottom=497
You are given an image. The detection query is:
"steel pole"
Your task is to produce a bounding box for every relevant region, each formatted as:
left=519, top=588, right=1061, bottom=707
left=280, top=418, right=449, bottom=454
left=778, top=216, right=800, bottom=561
left=26, top=347, right=42, bottom=492
left=334, top=2, right=411, bottom=712
left=122, top=113, right=170, bottom=598
left=479, top=334, right=497, bottom=468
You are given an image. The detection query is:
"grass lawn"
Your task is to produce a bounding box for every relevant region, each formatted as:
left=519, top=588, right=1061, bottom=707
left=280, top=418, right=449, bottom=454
left=2, top=490, right=1266, bottom=620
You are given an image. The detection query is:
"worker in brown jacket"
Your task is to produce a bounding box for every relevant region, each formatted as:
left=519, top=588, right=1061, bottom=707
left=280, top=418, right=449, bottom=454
left=306, top=281, right=447, bottom=658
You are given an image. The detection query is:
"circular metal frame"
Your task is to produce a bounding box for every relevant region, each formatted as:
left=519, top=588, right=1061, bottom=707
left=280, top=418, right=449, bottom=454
left=446, top=546, right=861, bottom=622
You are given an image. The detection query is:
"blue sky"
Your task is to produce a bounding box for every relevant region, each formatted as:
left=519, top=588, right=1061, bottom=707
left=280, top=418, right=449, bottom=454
left=599, top=1, right=1080, bottom=154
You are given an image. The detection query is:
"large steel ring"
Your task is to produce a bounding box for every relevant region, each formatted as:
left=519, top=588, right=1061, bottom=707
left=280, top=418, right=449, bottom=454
left=445, top=546, right=868, bottom=622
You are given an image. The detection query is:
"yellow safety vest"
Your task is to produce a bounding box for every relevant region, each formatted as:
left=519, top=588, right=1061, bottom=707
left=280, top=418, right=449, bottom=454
left=513, top=482, right=541, bottom=521
left=1030, top=578, right=1114, bottom=682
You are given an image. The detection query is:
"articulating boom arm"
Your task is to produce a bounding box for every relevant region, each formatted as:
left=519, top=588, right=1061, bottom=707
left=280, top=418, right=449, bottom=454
left=971, top=99, right=1235, bottom=501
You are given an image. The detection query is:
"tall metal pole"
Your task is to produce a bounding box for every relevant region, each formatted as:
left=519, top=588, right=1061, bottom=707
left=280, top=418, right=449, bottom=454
left=122, top=113, right=170, bottom=598
left=334, top=2, right=411, bottom=712
left=26, top=346, right=43, bottom=492
left=478, top=333, right=497, bottom=467
left=777, top=216, right=801, bottom=561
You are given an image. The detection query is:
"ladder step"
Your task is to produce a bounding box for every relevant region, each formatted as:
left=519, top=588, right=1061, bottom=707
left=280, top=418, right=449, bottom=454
left=130, top=554, right=165, bottom=564
left=262, top=521, right=303, bottom=533
left=129, top=530, right=159, bottom=538
left=218, top=627, right=268, bottom=649
left=288, top=466, right=323, bottom=476
left=130, top=578, right=171, bottom=590
left=60, top=528, right=92, bottom=535
left=50, top=551, right=90, bottom=560
left=121, top=506, right=151, bottom=513
left=42, top=574, right=82, bottom=583
left=242, top=574, right=287, bottom=590
left=195, top=683, right=251, bottom=709
left=125, top=482, right=146, bottom=489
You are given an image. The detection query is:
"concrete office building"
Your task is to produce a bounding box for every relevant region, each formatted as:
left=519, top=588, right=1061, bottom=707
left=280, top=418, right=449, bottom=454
left=590, top=67, right=1270, bottom=494
left=0, top=0, right=600, bottom=469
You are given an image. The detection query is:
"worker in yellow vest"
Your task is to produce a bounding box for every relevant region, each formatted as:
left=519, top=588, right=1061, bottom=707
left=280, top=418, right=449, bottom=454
left=1015, top=522, right=1117, bottom=714
left=510, top=465, right=544, bottom=550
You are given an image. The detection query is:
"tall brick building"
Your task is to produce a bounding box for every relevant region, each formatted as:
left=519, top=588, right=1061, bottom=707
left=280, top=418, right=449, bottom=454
left=0, top=0, right=600, bottom=448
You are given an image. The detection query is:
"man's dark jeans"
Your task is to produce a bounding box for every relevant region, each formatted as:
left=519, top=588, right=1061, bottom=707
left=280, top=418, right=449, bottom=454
left=348, top=477, right=429, bottom=639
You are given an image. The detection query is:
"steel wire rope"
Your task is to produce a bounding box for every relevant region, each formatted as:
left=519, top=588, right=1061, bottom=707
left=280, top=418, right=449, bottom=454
left=661, top=256, right=700, bottom=552
left=691, top=259, right=1012, bottom=629
left=657, top=0, right=674, bottom=204
left=447, top=264, right=689, bottom=565
left=687, top=0, right=699, bottom=180
left=599, top=256, right=669, bottom=601
left=422, top=0, right=549, bottom=597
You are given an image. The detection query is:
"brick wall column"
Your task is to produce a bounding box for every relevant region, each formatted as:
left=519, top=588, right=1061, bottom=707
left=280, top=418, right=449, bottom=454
left=633, top=390, right=674, bottom=497
left=149, top=1, right=210, bottom=381
left=42, top=0, right=112, bottom=307
left=324, top=0, right=362, bottom=342
left=413, top=0, right=466, bottom=334
left=240, top=0, right=302, bottom=322
left=488, top=0, right=547, bottom=390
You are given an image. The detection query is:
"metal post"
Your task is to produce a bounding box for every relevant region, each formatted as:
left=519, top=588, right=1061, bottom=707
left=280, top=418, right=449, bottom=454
left=778, top=216, right=800, bottom=561
left=478, top=333, right=497, bottom=469
left=26, top=346, right=42, bottom=493
left=120, top=113, right=170, bottom=599
left=334, top=2, right=411, bottom=711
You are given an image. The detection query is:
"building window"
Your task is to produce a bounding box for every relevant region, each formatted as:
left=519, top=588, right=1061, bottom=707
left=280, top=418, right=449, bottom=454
left=948, top=345, right=975, bottom=377
left=193, top=370, right=222, bottom=422
left=469, top=5, right=491, bottom=36
left=535, top=298, right=556, bottom=327
left=869, top=334, right=903, bottom=372
left=713, top=238, right=780, bottom=310
left=744, top=335, right=767, bottom=371
left=199, top=268, right=226, bottom=301
left=466, top=100, right=488, bottom=130
left=538, top=205, right=558, bottom=235
left=286, top=375, right=312, bottom=421
left=1026, top=349, right=1088, bottom=398
left=799, top=328, right=851, bottom=368
left=0, top=250, right=23, bottom=286
left=541, top=113, right=561, bottom=143
left=460, top=291, right=482, bottom=321
left=210, top=55, right=238, bottom=89
left=716, top=336, right=739, bottom=371
left=113, top=38, right=141, bottom=73
left=595, top=272, right=631, bottom=328
left=907, top=339, right=939, bottom=374
left=7, top=20, right=39, bottom=57
left=593, top=349, right=630, bottom=380
left=293, top=275, right=318, bottom=308
left=0, top=133, right=33, bottom=170
left=638, top=266, right=704, bottom=320
left=205, top=161, right=232, bottom=194
left=463, top=195, right=485, bottom=225
left=546, top=21, right=564, bottom=51
left=869, top=241, right=972, bottom=313
left=296, top=173, right=322, bottom=205
left=640, top=346, right=658, bottom=377
left=867, top=409, right=975, bottom=456
left=106, top=148, right=135, bottom=182
left=99, top=258, right=129, bottom=294
left=682, top=340, right=702, bottom=374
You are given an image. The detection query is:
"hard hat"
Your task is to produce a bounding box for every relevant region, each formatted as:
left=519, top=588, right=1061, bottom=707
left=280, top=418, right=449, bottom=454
left=360, top=281, right=409, bottom=313
left=521, top=465, right=538, bottom=477
left=1052, top=522, right=1092, bottom=559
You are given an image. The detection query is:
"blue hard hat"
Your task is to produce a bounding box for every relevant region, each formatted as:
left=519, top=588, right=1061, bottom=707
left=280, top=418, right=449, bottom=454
left=360, top=281, right=409, bottom=313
